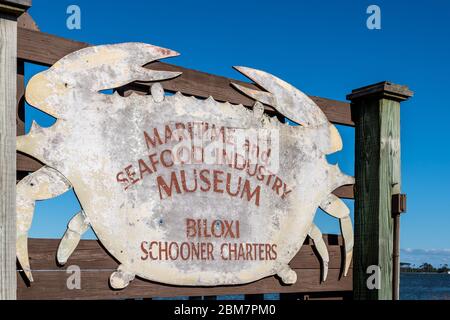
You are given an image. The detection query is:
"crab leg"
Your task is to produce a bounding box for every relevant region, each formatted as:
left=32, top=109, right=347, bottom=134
left=308, top=223, right=329, bottom=282
left=57, top=210, right=90, bottom=265
left=320, top=194, right=353, bottom=276
left=17, top=166, right=72, bottom=282
left=110, top=265, right=136, bottom=289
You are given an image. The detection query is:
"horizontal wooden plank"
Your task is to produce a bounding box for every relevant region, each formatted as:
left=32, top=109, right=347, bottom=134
left=17, top=27, right=354, bottom=126
left=16, top=156, right=355, bottom=199
left=17, top=27, right=89, bottom=66
left=24, top=237, right=350, bottom=271
left=16, top=157, right=355, bottom=199
left=17, top=152, right=43, bottom=172
left=17, top=237, right=352, bottom=299
left=332, top=184, right=354, bottom=199
left=17, top=268, right=351, bottom=300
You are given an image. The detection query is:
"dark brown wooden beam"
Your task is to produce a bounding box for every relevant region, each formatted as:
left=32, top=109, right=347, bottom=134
left=17, top=27, right=354, bottom=126
left=17, top=152, right=42, bottom=171
left=15, top=158, right=354, bottom=198
left=17, top=27, right=89, bottom=66
left=18, top=268, right=351, bottom=300
left=15, top=156, right=355, bottom=198
left=17, top=237, right=352, bottom=299
left=332, top=184, right=354, bottom=199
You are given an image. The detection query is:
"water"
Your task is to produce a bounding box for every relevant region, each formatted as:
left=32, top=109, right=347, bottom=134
left=401, top=273, right=450, bottom=300
left=152, top=273, right=450, bottom=300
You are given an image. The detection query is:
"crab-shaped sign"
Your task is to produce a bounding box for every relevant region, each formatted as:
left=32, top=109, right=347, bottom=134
left=16, top=43, right=353, bottom=289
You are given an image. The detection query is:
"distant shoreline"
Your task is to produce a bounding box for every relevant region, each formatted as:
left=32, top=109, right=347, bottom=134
left=400, top=263, right=449, bottom=274
left=401, top=271, right=450, bottom=274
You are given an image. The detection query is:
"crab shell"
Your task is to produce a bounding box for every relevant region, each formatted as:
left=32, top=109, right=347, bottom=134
left=16, top=43, right=353, bottom=287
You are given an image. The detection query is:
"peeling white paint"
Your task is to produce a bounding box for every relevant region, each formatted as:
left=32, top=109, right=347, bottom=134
left=16, top=43, right=354, bottom=289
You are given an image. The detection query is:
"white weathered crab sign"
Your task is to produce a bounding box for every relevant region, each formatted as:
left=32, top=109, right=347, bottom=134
left=16, top=43, right=354, bottom=289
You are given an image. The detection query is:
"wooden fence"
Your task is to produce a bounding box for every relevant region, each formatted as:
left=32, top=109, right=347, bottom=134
left=17, top=236, right=352, bottom=299
left=0, top=2, right=412, bottom=300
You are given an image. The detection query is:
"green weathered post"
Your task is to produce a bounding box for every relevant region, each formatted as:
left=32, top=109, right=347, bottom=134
left=0, top=0, right=31, bottom=300
left=347, top=82, right=412, bottom=300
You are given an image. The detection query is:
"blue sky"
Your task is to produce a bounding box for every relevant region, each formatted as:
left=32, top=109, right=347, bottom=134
left=24, top=0, right=450, bottom=266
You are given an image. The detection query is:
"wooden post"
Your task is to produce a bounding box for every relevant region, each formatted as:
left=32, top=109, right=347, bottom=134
left=0, top=0, right=31, bottom=300
left=347, top=82, right=412, bottom=300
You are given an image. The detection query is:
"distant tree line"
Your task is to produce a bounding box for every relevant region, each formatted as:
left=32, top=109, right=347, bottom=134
left=400, top=262, right=449, bottom=273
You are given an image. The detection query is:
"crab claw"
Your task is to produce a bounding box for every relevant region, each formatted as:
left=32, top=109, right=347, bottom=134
left=231, top=67, right=343, bottom=154
left=232, top=66, right=329, bottom=128
left=16, top=166, right=71, bottom=282
left=26, top=43, right=182, bottom=119
left=57, top=210, right=90, bottom=265
left=51, top=42, right=182, bottom=90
